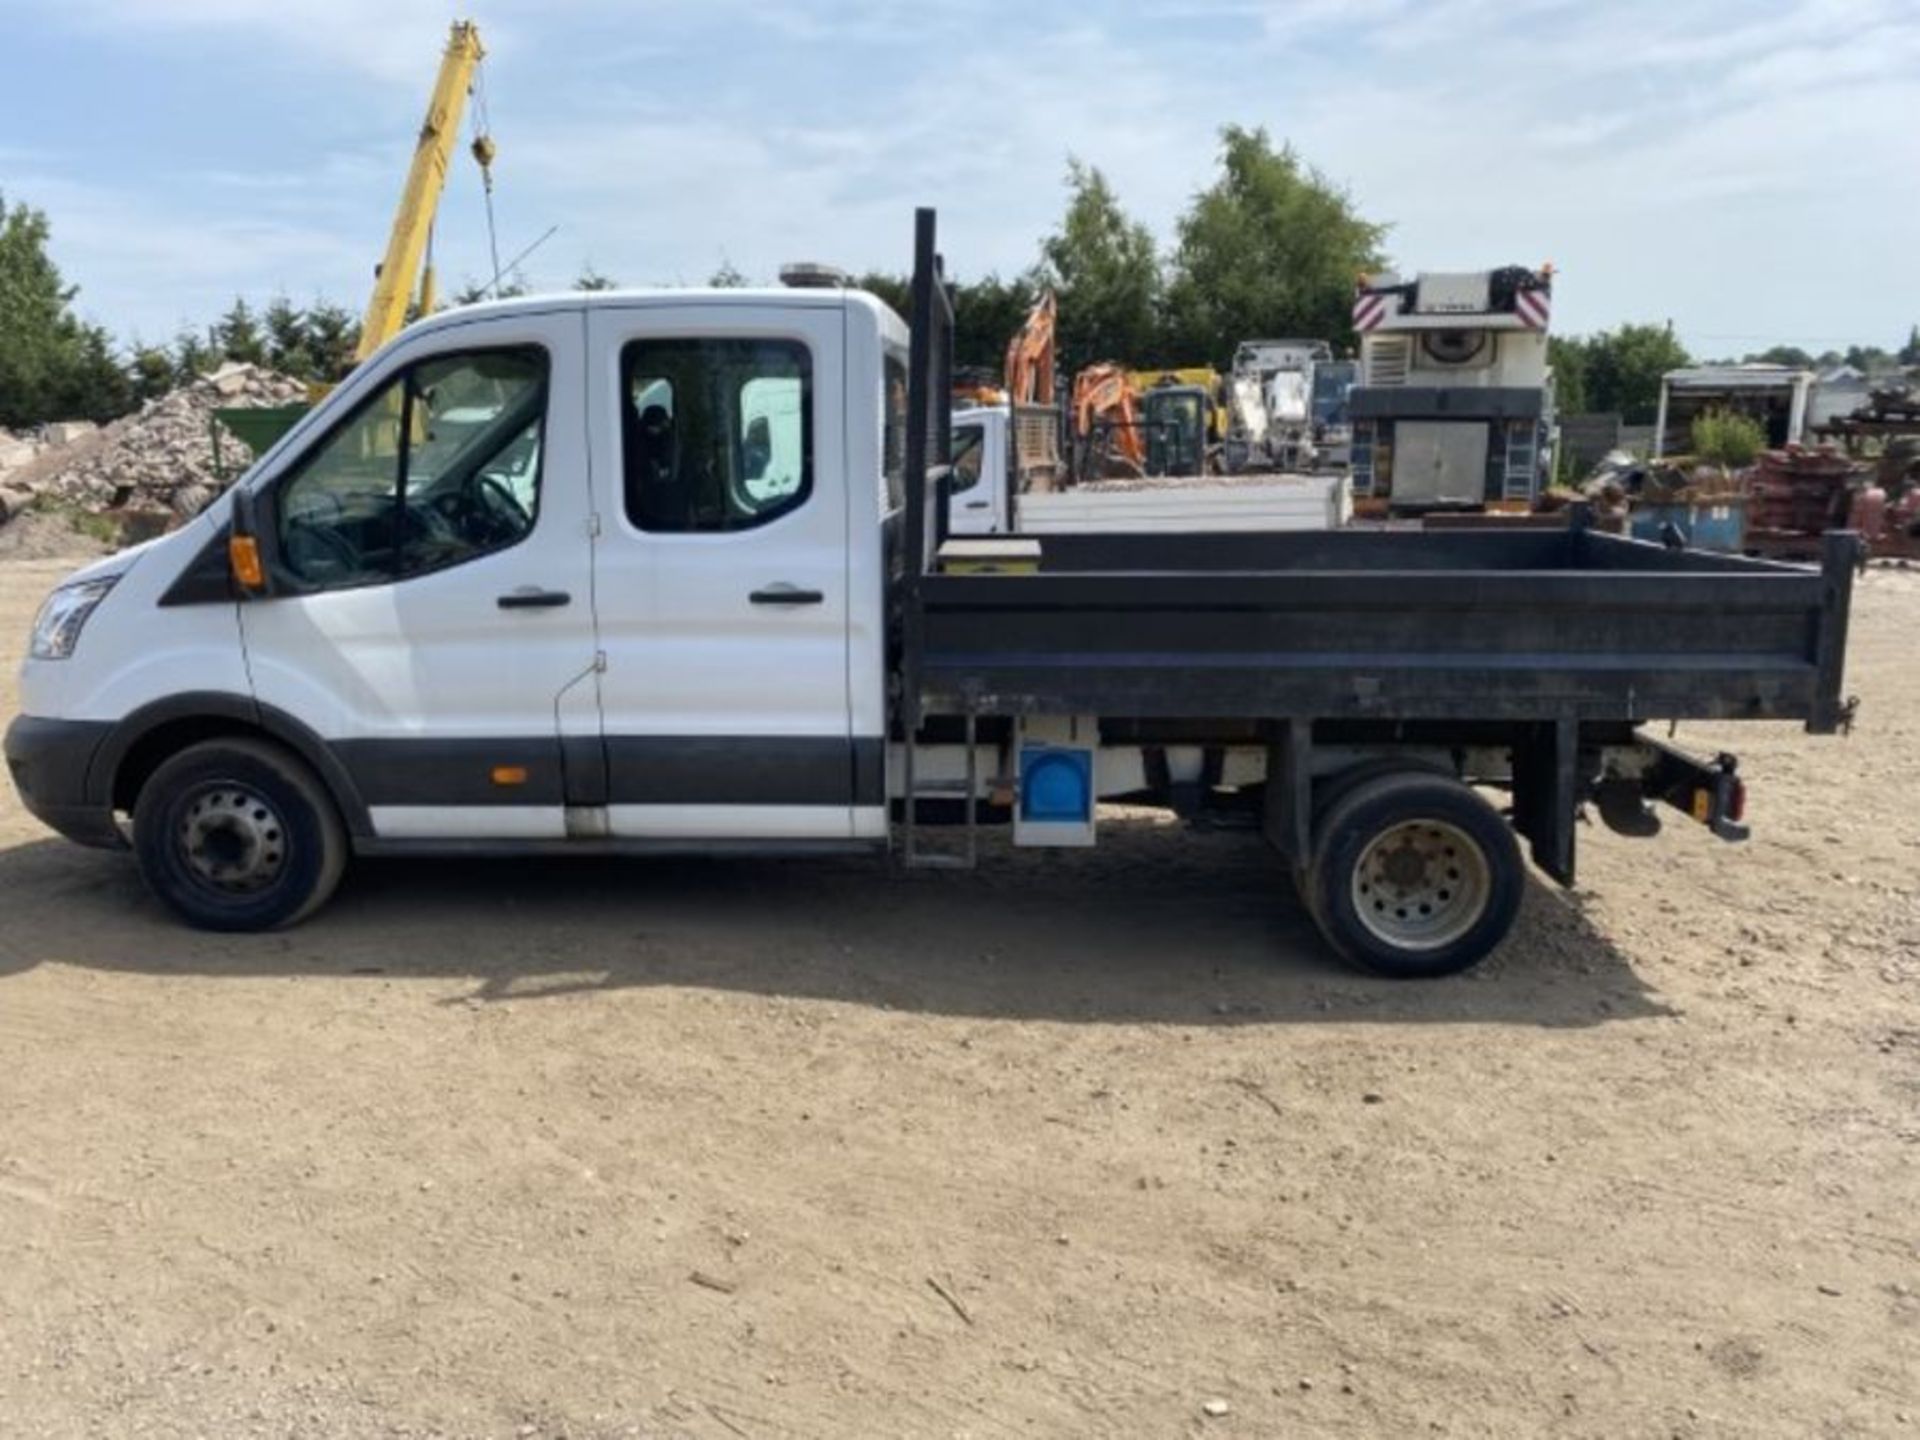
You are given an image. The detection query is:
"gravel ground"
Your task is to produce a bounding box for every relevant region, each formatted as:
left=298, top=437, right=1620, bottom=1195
left=1, top=552, right=1915, bottom=1438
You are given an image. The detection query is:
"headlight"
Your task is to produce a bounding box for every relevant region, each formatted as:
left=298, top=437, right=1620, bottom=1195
left=29, top=577, right=117, bottom=660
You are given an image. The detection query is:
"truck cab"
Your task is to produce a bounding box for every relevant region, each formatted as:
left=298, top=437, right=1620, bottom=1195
left=9, top=286, right=907, bottom=910
left=1348, top=267, right=1555, bottom=512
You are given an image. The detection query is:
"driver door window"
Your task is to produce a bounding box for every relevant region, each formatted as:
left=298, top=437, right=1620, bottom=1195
left=277, top=347, right=548, bottom=588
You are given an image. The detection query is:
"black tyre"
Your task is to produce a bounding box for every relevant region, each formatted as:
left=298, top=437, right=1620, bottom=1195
left=1290, top=757, right=1452, bottom=934
left=132, top=737, right=347, bottom=932
left=1305, top=771, right=1523, bottom=979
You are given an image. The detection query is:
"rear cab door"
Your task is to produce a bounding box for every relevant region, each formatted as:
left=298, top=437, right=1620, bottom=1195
left=584, top=295, right=869, bottom=839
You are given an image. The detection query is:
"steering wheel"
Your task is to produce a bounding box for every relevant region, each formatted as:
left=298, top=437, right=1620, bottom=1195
left=476, top=474, right=529, bottom=527
left=283, top=516, right=362, bottom=579
left=444, top=474, right=529, bottom=547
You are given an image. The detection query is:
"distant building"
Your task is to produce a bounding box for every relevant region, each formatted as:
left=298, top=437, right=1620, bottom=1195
left=1653, top=365, right=1815, bottom=458
left=1810, top=365, right=1871, bottom=429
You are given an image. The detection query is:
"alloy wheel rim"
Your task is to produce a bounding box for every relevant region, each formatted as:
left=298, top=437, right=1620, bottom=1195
left=1350, top=818, right=1491, bottom=951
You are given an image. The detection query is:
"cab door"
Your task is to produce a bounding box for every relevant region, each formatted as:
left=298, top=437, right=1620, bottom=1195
left=585, top=301, right=855, bottom=838
left=945, top=413, right=1001, bottom=534
left=241, top=309, right=600, bottom=839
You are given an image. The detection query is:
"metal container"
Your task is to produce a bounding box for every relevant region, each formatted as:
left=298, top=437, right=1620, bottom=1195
left=1629, top=498, right=1748, bottom=552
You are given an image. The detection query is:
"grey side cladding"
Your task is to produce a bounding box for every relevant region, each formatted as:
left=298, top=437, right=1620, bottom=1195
left=330, top=735, right=887, bottom=809
left=603, top=736, right=884, bottom=807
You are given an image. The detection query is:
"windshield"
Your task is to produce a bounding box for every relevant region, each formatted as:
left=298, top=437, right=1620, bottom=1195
left=1311, top=362, right=1357, bottom=426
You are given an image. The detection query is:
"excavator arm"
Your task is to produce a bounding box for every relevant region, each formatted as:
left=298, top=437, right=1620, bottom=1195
left=354, top=21, right=490, bottom=363
left=1004, top=290, right=1057, bottom=407
left=1072, top=363, right=1144, bottom=472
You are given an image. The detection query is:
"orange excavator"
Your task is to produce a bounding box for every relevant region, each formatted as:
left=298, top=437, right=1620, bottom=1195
left=1004, top=290, right=1057, bottom=405
left=1071, top=363, right=1144, bottom=476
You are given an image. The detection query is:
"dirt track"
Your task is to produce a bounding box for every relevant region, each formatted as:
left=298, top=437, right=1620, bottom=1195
left=1, top=550, right=1916, bottom=1438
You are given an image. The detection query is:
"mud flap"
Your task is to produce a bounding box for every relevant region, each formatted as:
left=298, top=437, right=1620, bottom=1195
left=1259, top=719, right=1314, bottom=863
left=1512, top=716, right=1579, bottom=885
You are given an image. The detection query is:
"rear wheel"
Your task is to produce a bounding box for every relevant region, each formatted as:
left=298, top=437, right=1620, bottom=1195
left=1304, top=771, right=1522, bottom=978
left=132, top=738, right=347, bottom=932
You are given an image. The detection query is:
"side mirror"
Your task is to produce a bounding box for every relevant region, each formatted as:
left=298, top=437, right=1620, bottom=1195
left=228, top=486, right=271, bottom=595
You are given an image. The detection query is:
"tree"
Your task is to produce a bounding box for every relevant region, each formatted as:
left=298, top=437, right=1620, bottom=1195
left=303, top=301, right=360, bottom=382
left=262, top=294, right=314, bottom=379
left=846, top=271, right=1043, bottom=376
left=954, top=273, right=1041, bottom=375
left=1579, top=323, right=1690, bottom=424
left=0, top=190, right=142, bottom=428
left=1165, top=126, right=1388, bottom=367
left=1750, top=344, right=1814, bottom=369
left=213, top=298, right=267, bottom=367
left=127, top=343, right=175, bottom=404
left=46, top=323, right=132, bottom=423
left=451, top=273, right=529, bottom=306
left=1038, top=159, right=1161, bottom=370
left=1900, top=325, right=1920, bottom=368
left=1691, top=408, right=1765, bottom=469
left=1548, top=336, right=1589, bottom=415
left=574, top=264, right=617, bottom=292
left=708, top=259, right=748, bottom=289
left=1843, top=344, right=1894, bottom=374
left=171, top=325, right=215, bottom=383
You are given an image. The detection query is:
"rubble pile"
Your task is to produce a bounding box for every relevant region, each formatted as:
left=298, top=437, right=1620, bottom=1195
left=0, top=421, right=96, bottom=498
left=0, top=363, right=305, bottom=538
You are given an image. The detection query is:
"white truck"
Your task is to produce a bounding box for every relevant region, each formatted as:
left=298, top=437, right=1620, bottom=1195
left=3, top=211, right=1857, bottom=979
left=1348, top=267, right=1556, bottom=512
left=946, top=404, right=1348, bottom=536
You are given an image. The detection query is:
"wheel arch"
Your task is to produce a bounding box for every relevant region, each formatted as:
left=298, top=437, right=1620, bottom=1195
left=1310, top=752, right=1458, bottom=834
left=91, top=692, right=373, bottom=839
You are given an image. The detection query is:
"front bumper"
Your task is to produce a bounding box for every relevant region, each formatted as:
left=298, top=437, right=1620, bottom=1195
left=3, top=714, right=124, bottom=848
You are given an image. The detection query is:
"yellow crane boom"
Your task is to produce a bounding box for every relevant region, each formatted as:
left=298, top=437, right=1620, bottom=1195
left=354, top=20, right=491, bottom=363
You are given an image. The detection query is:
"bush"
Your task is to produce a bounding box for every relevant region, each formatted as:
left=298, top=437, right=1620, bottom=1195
left=1690, top=408, right=1766, bottom=470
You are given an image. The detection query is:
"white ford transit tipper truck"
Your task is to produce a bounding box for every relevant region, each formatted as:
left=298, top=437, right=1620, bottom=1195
left=5, top=211, right=1857, bottom=978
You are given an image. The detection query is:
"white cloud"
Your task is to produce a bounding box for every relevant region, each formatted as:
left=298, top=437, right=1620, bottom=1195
left=9, top=0, right=1920, bottom=352
left=48, top=0, right=464, bottom=83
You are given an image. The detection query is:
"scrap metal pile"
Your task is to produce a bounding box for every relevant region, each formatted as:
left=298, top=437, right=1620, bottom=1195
left=1580, top=376, right=1920, bottom=560
left=1744, top=448, right=1857, bottom=558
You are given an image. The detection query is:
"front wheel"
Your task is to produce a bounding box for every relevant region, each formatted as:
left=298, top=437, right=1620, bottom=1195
left=132, top=737, right=347, bottom=932
left=1304, top=771, right=1523, bottom=978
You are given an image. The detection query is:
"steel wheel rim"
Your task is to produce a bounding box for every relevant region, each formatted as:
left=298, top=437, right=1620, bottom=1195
left=177, top=783, right=289, bottom=894
left=1350, top=818, right=1491, bottom=951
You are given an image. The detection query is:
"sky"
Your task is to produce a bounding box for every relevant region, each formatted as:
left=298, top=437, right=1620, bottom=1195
left=2, top=0, right=1916, bottom=357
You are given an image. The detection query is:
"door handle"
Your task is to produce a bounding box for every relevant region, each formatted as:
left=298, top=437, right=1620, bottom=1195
left=497, top=587, right=572, bottom=609
left=750, top=584, right=824, bottom=606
